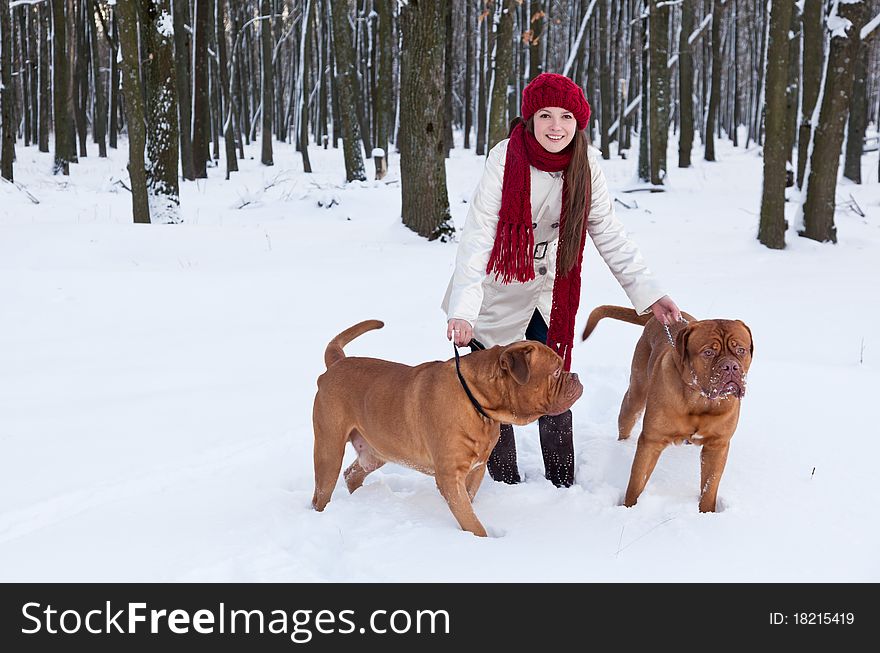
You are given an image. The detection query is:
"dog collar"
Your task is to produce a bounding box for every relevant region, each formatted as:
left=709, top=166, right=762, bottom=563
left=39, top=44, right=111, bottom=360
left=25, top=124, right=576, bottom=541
left=453, top=345, right=492, bottom=421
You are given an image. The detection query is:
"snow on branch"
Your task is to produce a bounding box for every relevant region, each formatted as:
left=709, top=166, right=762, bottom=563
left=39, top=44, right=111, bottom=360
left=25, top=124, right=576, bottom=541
left=862, top=12, right=880, bottom=40
left=9, top=0, right=48, bottom=7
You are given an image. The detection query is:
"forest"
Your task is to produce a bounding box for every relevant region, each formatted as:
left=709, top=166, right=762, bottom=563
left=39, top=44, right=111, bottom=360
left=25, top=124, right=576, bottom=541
left=1, top=0, right=878, bottom=248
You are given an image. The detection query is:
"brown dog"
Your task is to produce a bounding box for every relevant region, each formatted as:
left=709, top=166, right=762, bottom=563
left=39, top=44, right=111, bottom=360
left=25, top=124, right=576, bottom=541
left=582, top=306, right=753, bottom=512
left=312, top=320, right=583, bottom=536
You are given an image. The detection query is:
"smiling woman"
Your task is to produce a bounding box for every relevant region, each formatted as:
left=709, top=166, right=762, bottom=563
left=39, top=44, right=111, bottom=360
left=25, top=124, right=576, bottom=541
left=442, top=72, right=681, bottom=488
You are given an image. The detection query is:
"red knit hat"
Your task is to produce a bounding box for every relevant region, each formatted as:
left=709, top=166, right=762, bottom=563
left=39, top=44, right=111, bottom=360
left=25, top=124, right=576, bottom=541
left=521, top=73, right=591, bottom=130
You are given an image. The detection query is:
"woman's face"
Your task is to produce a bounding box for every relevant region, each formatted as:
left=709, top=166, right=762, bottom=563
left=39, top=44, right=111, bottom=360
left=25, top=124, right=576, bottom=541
left=532, top=106, right=577, bottom=153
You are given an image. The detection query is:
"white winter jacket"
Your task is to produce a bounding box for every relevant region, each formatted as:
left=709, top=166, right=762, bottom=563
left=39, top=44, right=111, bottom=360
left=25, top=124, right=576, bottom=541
left=441, top=138, right=665, bottom=348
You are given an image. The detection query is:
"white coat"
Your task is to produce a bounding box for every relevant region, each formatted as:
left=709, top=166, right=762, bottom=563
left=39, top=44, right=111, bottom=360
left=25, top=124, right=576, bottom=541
left=441, top=138, right=665, bottom=348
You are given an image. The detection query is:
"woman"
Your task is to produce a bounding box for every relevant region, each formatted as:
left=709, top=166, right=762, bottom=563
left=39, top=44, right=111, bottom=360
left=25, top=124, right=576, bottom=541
left=442, top=73, right=680, bottom=488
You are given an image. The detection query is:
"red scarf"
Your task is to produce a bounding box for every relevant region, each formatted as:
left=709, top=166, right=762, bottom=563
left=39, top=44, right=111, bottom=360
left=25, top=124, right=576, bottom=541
left=486, top=122, right=590, bottom=371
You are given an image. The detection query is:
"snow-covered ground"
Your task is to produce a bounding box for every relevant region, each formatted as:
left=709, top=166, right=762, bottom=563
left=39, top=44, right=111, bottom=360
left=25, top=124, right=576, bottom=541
left=1, top=131, right=878, bottom=582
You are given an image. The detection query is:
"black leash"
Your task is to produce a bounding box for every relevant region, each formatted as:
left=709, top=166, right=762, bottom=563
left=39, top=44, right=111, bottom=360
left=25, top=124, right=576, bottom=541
left=453, top=344, right=492, bottom=420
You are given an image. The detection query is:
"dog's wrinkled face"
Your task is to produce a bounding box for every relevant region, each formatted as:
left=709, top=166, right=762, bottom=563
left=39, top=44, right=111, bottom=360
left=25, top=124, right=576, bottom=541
left=675, top=320, right=753, bottom=400
left=496, top=341, right=584, bottom=424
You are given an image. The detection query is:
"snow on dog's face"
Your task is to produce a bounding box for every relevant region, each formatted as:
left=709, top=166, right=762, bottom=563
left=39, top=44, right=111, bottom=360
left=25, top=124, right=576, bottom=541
left=675, top=320, right=753, bottom=400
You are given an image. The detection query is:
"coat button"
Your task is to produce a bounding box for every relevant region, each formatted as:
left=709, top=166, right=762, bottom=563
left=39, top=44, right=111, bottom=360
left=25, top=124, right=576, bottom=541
left=538, top=266, right=547, bottom=275
left=532, top=222, right=537, bottom=228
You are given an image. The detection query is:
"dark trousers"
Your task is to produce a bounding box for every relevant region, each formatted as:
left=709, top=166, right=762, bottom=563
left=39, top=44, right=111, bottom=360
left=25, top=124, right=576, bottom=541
left=477, top=309, right=575, bottom=487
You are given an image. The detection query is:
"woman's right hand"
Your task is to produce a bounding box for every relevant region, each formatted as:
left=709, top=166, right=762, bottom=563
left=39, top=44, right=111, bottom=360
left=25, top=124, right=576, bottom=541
left=447, top=319, right=474, bottom=347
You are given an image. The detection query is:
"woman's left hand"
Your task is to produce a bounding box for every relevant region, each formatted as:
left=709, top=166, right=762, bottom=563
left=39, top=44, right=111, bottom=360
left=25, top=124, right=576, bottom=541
left=649, top=295, right=682, bottom=325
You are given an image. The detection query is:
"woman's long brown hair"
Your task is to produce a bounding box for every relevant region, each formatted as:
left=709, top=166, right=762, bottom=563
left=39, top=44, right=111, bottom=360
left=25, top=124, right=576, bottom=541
left=517, top=116, right=591, bottom=275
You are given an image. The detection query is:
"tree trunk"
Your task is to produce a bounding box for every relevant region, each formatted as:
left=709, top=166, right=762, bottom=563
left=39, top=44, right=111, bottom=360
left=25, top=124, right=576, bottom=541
left=488, top=0, right=515, bottom=150
left=464, top=0, right=474, bottom=148
left=260, top=0, right=274, bottom=165
left=784, top=3, right=800, bottom=164
left=38, top=1, right=50, bottom=153
left=599, top=0, right=611, bottom=159
left=843, top=43, right=868, bottom=183
left=443, top=0, right=453, bottom=157
left=71, top=0, right=87, bottom=159
left=476, top=3, right=488, bottom=155
left=0, top=0, right=13, bottom=181
left=376, top=0, right=393, bottom=159
left=88, top=0, right=107, bottom=157
left=796, top=0, right=821, bottom=188
left=758, top=0, right=794, bottom=250
left=143, top=0, right=181, bottom=224
left=217, top=0, right=238, bottom=179
left=173, top=0, right=195, bottom=180
left=678, top=0, right=694, bottom=168
left=801, top=0, right=867, bottom=244
left=529, top=1, right=545, bottom=81
left=17, top=4, right=32, bottom=148
left=299, top=0, right=314, bottom=173
left=638, top=9, right=649, bottom=180
left=648, top=1, right=669, bottom=184
left=51, top=0, right=75, bottom=174
left=115, top=0, right=150, bottom=224
left=330, top=0, right=366, bottom=181
left=399, top=0, right=453, bottom=241
left=704, top=0, right=724, bottom=161
left=192, top=0, right=210, bottom=178
left=108, top=8, right=119, bottom=149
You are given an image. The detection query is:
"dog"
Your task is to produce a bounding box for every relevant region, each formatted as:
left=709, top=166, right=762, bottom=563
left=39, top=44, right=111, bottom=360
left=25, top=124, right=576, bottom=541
left=312, top=320, right=583, bottom=536
left=582, top=306, right=753, bottom=512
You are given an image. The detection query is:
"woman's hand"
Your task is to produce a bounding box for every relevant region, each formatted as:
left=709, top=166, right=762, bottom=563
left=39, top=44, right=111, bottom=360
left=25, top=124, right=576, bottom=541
left=447, top=319, right=474, bottom=347
left=649, top=295, right=682, bottom=325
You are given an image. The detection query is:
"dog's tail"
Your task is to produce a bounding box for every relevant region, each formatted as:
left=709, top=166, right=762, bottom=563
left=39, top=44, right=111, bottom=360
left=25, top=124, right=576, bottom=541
left=581, top=305, right=652, bottom=340
left=324, top=320, right=384, bottom=368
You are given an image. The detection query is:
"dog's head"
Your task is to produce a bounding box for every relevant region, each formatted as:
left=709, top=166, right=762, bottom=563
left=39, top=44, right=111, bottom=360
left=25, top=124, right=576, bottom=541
left=480, top=341, right=584, bottom=425
left=674, top=319, right=753, bottom=400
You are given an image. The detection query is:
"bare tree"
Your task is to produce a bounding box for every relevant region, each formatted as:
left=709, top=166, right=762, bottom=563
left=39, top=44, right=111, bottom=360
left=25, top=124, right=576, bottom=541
left=758, top=0, right=795, bottom=250
left=796, top=0, right=822, bottom=188
left=330, top=0, right=366, bottom=181
left=192, top=0, right=211, bottom=178
left=488, top=0, right=515, bottom=150
left=678, top=0, right=695, bottom=168
left=801, top=0, right=868, bottom=244
left=115, top=0, right=150, bottom=223
left=144, top=0, right=181, bottom=224
left=173, top=0, right=195, bottom=180
left=260, top=0, right=274, bottom=165
left=399, top=0, right=453, bottom=240
left=52, top=0, right=75, bottom=174
left=0, top=0, right=13, bottom=181
left=704, top=0, right=725, bottom=161
left=649, top=1, right=669, bottom=183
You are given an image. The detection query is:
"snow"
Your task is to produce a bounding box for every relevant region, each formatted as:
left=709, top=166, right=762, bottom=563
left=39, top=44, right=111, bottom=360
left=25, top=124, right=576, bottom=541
left=156, top=11, right=174, bottom=39
left=1, top=130, right=878, bottom=582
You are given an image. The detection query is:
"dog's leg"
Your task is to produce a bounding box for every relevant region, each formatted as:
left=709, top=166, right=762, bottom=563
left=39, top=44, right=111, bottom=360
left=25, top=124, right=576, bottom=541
left=343, top=432, right=386, bottom=493
left=698, top=441, right=730, bottom=513
left=465, top=463, right=487, bottom=501
left=623, top=433, right=665, bottom=507
left=311, top=419, right=348, bottom=512
left=618, top=381, right=647, bottom=440
left=436, top=471, right=488, bottom=537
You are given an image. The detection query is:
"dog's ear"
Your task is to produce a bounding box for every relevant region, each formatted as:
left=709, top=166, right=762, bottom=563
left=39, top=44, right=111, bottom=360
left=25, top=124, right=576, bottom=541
left=499, top=343, right=533, bottom=385
left=737, top=320, right=754, bottom=357
left=674, top=325, right=692, bottom=363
